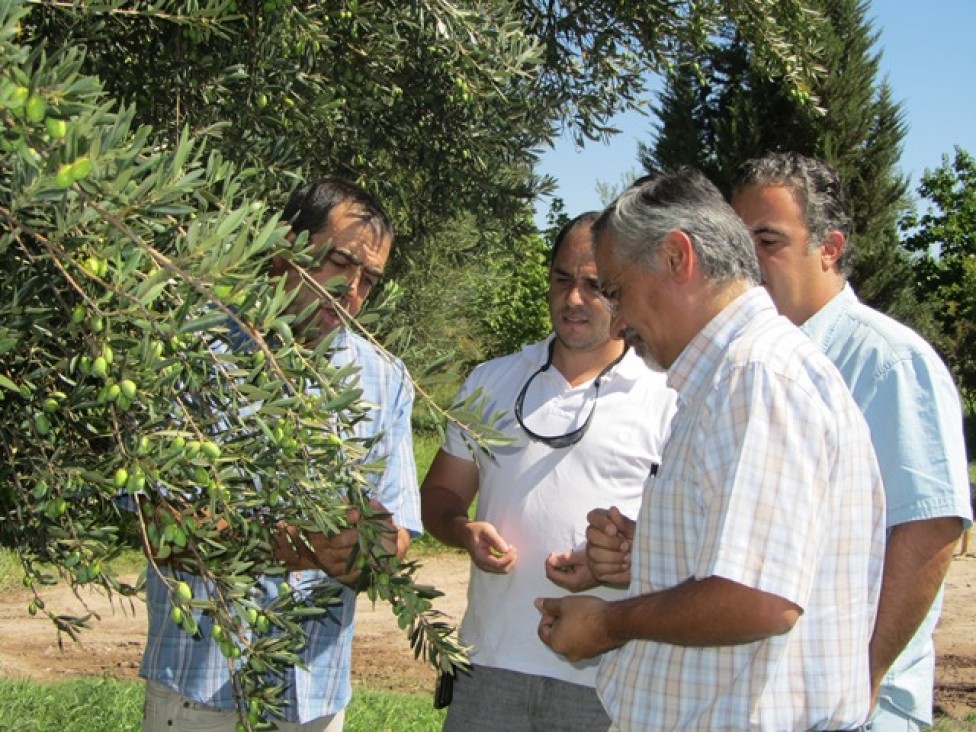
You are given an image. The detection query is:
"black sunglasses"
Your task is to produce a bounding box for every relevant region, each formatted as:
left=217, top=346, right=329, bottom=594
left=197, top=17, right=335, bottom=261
left=514, top=339, right=627, bottom=449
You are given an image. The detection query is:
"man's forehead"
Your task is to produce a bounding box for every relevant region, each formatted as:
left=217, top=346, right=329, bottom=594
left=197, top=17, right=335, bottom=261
left=314, top=212, right=391, bottom=262
left=553, top=231, right=597, bottom=268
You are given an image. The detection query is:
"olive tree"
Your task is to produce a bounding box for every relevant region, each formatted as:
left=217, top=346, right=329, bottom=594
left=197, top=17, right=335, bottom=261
left=1, top=0, right=827, bottom=727
left=0, top=3, right=507, bottom=726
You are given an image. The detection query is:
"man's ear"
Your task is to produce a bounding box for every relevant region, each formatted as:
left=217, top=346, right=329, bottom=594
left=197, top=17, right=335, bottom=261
left=820, top=230, right=846, bottom=271
left=661, top=230, right=695, bottom=283
left=269, top=254, right=288, bottom=277
left=269, top=231, right=298, bottom=277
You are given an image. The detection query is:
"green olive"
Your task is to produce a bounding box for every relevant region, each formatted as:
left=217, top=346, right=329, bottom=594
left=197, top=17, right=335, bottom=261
left=25, top=94, right=46, bottom=123
left=91, top=356, right=108, bottom=378
left=6, top=85, right=28, bottom=109
left=45, top=117, right=67, bottom=139
left=126, top=471, right=145, bottom=493
left=55, top=164, right=73, bottom=189
left=175, top=581, right=193, bottom=602
left=70, top=156, right=92, bottom=181
left=200, top=441, right=221, bottom=460
left=34, top=413, right=51, bottom=435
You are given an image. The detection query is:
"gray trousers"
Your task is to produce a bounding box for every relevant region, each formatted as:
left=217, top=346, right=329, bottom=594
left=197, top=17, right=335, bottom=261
left=443, top=664, right=611, bottom=732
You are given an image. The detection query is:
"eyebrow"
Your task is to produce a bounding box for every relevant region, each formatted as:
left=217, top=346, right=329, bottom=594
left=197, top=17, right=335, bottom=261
left=330, top=247, right=384, bottom=278
left=551, top=266, right=598, bottom=283
left=750, top=225, right=787, bottom=237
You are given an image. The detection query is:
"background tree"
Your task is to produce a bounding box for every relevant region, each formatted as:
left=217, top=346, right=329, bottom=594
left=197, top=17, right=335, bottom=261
left=18, top=0, right=831, bottom=362
left=900, top=146, right=976, bottom=416
left=640, top=0, right=918, bottom=322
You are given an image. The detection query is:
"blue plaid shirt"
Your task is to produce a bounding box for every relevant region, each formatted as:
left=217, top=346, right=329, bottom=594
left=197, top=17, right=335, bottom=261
left=140, top=328, right=421, bottom=723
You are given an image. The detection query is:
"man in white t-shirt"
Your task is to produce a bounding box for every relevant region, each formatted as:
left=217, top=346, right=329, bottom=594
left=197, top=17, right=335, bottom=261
left=421, top=212, right=677, bottom=732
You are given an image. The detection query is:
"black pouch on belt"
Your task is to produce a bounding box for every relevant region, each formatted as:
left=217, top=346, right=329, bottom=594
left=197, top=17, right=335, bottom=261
left=433, top=670, right=454, bottom=709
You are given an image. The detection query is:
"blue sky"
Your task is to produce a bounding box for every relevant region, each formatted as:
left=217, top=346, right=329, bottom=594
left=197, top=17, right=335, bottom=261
left=534, top=0, right=976, bottom=226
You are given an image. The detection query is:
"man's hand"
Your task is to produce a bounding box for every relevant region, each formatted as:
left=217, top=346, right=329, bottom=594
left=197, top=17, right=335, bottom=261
left=536, top=595, right=617, bottom=662
left=462, top=520, right=517, bottom=573
left=545, top=547, right=599, bottom=592
left=274, top=501, right=405, bottom=588
left=586, top=506, right=635, bottom=586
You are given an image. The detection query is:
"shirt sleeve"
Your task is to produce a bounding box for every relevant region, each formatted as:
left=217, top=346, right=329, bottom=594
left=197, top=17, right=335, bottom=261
left=858, top=351, right=972, bottom=529
left=373, top=366, right=422, bottom=536
left=694, top=362, right=837, bottom=608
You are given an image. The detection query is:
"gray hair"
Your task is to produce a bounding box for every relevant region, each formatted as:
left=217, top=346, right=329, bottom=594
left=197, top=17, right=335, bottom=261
left=594, top=167, right=760, bottom=285
left=731, top=152, right=853, bottom=276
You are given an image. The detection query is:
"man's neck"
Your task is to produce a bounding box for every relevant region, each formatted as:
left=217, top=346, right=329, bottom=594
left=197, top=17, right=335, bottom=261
left=798, top=275, right=846, bottom=326
left=551, top=338, right=626, bottom=387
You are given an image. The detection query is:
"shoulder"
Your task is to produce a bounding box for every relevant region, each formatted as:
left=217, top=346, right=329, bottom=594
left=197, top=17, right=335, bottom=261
left=332, top=329, right=413, bottom=402
left=729, top=311, right=825, bottom=377
left=335, top=329, right=408, bottom=374
left=839, top=300, right=941, bottom=363
left=819, top=300, right=954, bottom=395
left=463, top=339, right=546, bottom=390
left=613, top=349, right=675, bottom=398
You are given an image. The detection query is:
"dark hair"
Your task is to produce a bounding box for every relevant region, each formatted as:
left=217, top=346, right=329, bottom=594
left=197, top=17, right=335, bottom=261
left=731, top=152, right=854, bottom=275
left=594, top=167, right=760, bottom=285
left=282, top=178, right=393, bottom=241
left=550, top=211, right=600, bottom=266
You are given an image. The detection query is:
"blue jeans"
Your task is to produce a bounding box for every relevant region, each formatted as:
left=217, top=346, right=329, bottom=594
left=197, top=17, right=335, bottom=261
left=868, top=698, right=925, bottom=731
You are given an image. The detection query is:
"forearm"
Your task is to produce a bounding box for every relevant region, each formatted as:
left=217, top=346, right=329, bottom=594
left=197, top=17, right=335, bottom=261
left=608, top=576, right=801, bottom=647
left=869, top=517, right=963, bottom=686
left=394, top=526, right=410, bottom=560
left=420, top=485, right=473, bottom=549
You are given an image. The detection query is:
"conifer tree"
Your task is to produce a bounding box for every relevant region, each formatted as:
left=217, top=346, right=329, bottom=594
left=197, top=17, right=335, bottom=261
left=641, top=0, right=916, bottom=320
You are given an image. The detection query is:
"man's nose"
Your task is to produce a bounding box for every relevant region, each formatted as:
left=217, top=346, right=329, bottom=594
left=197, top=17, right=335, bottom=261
left=339, top=267, right=370, bottom=307
left=565, top=280, right=588, bottom=305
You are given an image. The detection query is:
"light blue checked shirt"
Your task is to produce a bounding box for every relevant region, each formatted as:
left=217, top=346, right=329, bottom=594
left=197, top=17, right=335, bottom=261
left=140, top=327, right=421, bottom=723
left=803, top=284, right=972, bottom=725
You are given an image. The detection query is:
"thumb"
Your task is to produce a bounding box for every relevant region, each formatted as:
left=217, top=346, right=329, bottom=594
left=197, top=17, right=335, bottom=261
left=535, top=596, right=561, bottom=616
left=484, top=526, right=510, bottom=553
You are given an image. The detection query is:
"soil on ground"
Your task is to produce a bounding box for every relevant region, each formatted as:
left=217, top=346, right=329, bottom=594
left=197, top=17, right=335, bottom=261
left=1, top=549, right=974, bottom=724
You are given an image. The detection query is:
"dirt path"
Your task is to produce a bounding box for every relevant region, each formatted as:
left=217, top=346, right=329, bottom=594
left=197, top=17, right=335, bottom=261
left=0, top=551, right=974, bottom=723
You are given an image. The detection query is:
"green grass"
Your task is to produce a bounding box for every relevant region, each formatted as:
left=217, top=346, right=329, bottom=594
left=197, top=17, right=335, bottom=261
left=0, top=678, right=143, bottom=732
left=0, top=546, right=147, bottom=594
left=0, top=678, right=444, bottom=731
left=1, top=677, right=974, bottom=731
left=413, top=431, right=442, bottom=483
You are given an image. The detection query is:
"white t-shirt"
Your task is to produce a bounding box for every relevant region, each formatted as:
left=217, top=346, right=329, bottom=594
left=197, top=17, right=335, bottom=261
left=443, top=336, right=677, bottom=687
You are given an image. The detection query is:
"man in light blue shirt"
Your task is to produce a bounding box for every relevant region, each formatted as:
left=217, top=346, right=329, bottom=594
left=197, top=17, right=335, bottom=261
left=140, top=179, right=421, bottom=732
left=732, top=152, right=972, bottom=730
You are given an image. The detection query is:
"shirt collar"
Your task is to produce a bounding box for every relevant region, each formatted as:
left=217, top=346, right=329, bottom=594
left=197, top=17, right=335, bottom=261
left=801, top=283, right=856, bottom=351
left=667, top=286, right=775, bottom=399
left=521, top=333, right=644, bottom=384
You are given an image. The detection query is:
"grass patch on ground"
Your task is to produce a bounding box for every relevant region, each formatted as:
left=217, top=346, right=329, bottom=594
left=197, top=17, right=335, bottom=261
left=1, top=677, right=974, bottom=731
left=0, top=678, right=444, bottom=732
left=0, top=547, right=147, bottom=594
